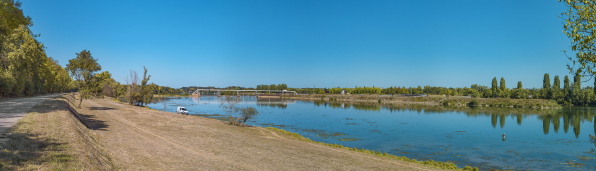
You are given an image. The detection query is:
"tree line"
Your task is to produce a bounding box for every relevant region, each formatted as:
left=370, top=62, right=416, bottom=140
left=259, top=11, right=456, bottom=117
left=257, top=72, right=596, bottom=106
left=0, top=1, right=76, bottom=97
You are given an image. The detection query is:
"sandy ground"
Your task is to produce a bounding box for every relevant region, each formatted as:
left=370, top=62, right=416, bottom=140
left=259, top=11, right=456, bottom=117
left=66, top=96, right=442, bottom=170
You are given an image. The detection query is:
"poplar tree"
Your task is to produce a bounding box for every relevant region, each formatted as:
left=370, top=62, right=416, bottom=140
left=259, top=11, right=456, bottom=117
left=574, top=71, right=581, bottom=88
left=553, top=75, right=561, bottom=91
left=500, top=77, right=506, bottom=91
left=491, top=77, right=498, bottom=90
left=543, top=73, right=551, bottom=90
left=517, top=81, right=523, bottom=89
left=564, top=75, right=570, bottom=90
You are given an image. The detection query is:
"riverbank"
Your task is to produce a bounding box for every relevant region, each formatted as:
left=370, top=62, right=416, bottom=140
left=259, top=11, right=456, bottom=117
left=282, top=94, right=561, bottom=109
left=59, top=95, right=477, bottom=170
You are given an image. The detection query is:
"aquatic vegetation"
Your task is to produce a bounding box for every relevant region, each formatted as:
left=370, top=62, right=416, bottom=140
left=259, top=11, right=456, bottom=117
left=562, top=160, right=585, bottom=167
left=577, top=156, right=595, bottom=161
left=338, top=138, right=360, bottom=141
left=265, top=127, right=479, bottom=170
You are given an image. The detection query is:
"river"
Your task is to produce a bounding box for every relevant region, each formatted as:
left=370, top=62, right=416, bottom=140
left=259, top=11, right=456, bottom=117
left=147, top=96, right=596, bottom=170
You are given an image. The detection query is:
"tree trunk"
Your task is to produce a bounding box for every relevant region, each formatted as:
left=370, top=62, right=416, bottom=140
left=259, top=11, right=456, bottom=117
left=78, top=94, right=83, bottom=109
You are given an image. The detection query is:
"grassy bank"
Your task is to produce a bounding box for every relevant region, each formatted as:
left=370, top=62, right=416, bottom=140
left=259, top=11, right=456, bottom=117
left=0, top=96, right=112, bottom=170
left=283, top=94, right=561, bottom=109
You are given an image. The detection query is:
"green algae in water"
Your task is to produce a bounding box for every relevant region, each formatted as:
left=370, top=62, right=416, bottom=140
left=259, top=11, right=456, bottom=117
left=339, top=138, right=361, bottom=141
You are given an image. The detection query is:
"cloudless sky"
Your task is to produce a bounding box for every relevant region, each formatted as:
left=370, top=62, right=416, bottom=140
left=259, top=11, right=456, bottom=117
left=22, top=0, right=575, bottom=89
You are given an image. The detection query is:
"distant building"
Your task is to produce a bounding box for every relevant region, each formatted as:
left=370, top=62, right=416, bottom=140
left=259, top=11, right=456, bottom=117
left=341, top=89, right=347, bottom=95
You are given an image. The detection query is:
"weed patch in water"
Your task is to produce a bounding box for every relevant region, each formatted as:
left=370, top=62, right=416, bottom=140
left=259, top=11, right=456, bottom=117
left=577, top=156, right=595, bottom=161
left=260, top=123, right=288, bottom=128
left=344, top=122, right=359, bottom=125
left=561, top=160, right=585, bottom=167
left=302, top=128, right=347, bottom=139
left=338, top=138, right=361, bottom=141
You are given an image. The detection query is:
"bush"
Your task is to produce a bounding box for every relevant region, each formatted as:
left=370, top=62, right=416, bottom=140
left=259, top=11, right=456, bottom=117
left=468, top=99, right=479, bottom=106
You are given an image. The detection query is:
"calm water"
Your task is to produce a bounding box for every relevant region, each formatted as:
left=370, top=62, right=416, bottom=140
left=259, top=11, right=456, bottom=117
left=148, top=96, right=596, bottom=170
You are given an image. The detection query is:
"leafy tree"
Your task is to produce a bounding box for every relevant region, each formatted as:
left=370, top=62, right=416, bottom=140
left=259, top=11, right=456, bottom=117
left=564, top=75, right=571, bottom=90
left=66, top=50, right=102, bottom=108
left=500, top=77, right=506, bottom=91
left=544, top=73, right=551, bottom=90
left=491, top=77, right=498, bottom=91
left=0, top=0, right=31, bottom=37
left=560, top=0, right=596, bottom=77
left=553, top=75, right=561, bottom=91
left=575, top=71, right=582, bottom=87
left=517, top=81, right=523, bottom=89
left=139, top=66, right=154, bottom=107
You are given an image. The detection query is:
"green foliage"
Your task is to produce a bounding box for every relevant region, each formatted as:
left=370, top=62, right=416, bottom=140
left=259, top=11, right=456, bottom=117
left=544, top=73, right=551, bottom=90
left=491, top=77, right=498, bottom=91
left=0, top=17, right=74, bottom=98
left=221, top=97, right=260, bottom=126
left=554, top=75, right=561, bottom=91
left=468, top=99, right=479, bottom=106
left=500, top=77, right=506, bottom=91
left=561, top=0, right=596, bottom=76
left=66, top=50, right=102, bottom=108
left=256, top=84, right=288, bottom=90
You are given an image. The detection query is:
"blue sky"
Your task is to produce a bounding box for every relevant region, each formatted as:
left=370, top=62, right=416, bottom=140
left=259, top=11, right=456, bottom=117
left=22, top=0, right=574, bottom=89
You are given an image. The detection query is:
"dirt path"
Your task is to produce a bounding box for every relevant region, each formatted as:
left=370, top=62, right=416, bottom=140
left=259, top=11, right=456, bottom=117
left=0, top=94, right=63, bottom=141
left=71, top=97, right=442, bottom=170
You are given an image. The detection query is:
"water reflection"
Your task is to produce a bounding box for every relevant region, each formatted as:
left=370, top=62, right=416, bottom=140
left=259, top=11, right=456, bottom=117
left=313, top=101, right=596, bottom=139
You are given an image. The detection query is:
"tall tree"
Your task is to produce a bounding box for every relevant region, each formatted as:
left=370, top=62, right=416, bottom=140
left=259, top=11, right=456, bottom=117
left=517, top=81, right=523, bottom=89
left=564, top=75, right=570, bottom=90
left=560, top=0, right=596, bottom=77
left=500, top=77, right=506, bottom=91
left=543, top=73, right=551, bottom=90
left=491, top=77, right=498, bottom=91
left=574, top=71, right=582, bottom=88
left=139, top=66, right=154, bottom=107
left=553, top=75, right=561, bottom=91
left=66, top=50, right=102, bottom=108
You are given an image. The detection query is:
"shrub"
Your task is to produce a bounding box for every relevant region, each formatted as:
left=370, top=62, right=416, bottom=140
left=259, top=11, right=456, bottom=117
left=468, top=99, right=479, bottom=106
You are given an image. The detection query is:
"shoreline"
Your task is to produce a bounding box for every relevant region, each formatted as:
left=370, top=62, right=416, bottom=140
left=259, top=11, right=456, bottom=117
left=281, top=94, right=562, bottom=109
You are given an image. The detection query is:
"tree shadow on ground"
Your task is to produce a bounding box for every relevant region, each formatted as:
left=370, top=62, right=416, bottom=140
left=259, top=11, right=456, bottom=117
left=0, top=132, right=69, bottom=169
left=77, top=113, right=109, bottom=131
left=50, top=96, right=110, bottom=131
left=87, top=107, right=116, bottom=110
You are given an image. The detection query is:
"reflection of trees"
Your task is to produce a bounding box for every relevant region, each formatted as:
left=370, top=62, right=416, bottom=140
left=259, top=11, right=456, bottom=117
left=542, top=115, right=550, bottom=135
left=304, top=100, right=596, bottom=138
left=500, top=115, right=506, bottom=129
left=553, top=115, right=560, bottom=133
left=564, top=114, right=570, bottom=133
left=353, top=104, right=381, bottom=111
left=492, top=114, right=497, bottom=128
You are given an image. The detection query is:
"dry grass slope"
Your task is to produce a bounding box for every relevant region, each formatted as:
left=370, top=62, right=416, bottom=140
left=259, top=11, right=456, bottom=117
left=0, top=96, right=112, bottom=170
